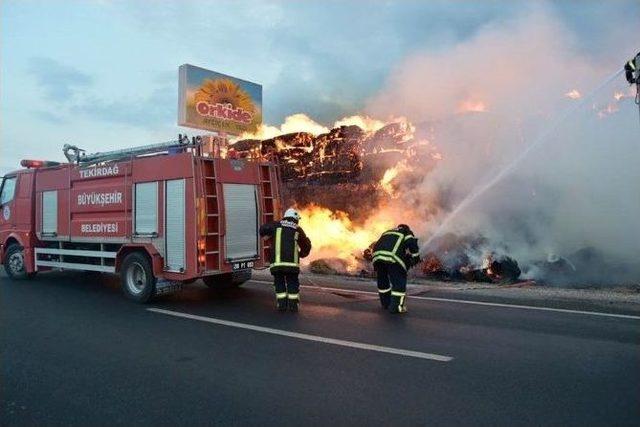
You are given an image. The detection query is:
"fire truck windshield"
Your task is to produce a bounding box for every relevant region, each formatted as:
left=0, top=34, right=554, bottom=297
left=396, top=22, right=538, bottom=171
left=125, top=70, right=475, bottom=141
left=0, top=176, right=16, bottom=205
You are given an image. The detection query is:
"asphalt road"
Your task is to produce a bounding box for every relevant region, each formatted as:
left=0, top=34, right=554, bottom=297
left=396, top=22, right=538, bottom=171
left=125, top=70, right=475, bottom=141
left=2, top=270, right=639, bottom=426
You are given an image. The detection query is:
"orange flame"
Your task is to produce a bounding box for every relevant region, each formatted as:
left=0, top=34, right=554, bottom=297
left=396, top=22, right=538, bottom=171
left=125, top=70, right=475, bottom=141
left=596, top=103, right=619, bottom=119
left=239, top=113, right=329, bottom=140
left=239, top=114, right=389, bottom=140
left=457, top=99, right=487, bottom=113
left=613, top=87, right=635, bottom=101
left=333, top=115, right=386, bottom=133
left=565, top=89, right=581, bottom=100
left=379, top=161, right=413, bottom=198
left=380, top=167, right=400, bottom=198
left=297, top=204, right=393, bottom=272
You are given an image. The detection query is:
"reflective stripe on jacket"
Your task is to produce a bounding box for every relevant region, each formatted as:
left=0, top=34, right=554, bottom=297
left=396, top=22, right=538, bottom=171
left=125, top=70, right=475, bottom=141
left=372, top=229, right=419, bottom=271
left=260, top=219, right=311, bottom=273
left=625, top=53, right=640, bottom=84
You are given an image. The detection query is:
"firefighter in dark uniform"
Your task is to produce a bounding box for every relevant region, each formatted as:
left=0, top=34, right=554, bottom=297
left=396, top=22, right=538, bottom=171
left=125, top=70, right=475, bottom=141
left=372, top=224, right=420, bottom=313
left=260, top=208, right=312, bottom=312
left=624, top=51, right=639, bottom=85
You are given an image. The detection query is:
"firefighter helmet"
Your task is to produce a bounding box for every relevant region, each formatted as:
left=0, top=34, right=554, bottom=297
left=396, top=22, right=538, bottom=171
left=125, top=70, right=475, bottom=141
left=284, top=208, right=301, bottom=222
left=397, top=224, right=411, bottom=233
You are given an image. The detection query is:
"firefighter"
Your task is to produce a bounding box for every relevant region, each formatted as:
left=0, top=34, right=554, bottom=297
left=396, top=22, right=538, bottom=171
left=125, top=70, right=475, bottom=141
left=260, top=208, right=312, bottom=312
left=624, top=52, right=639, bottom=85
left=372, top=224, right=421, bottom=314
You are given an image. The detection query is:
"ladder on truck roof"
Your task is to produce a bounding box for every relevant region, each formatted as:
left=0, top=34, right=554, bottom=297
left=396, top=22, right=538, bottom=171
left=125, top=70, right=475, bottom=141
left=62, top=134, right=202, bottom=164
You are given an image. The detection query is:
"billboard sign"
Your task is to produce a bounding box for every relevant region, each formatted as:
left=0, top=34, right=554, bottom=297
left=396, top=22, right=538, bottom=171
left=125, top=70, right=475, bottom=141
left=178, top=64, right=262, bottom=135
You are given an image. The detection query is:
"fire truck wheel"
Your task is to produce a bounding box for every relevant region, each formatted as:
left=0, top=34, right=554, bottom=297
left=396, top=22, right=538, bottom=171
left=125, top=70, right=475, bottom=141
left=121, top=252, right=157, bottom=303
left=4, top=244, right=36, bottom=280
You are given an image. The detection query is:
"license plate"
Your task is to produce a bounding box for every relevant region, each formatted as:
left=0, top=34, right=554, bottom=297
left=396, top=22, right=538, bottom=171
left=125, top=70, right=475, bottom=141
left=232, top=261, right=254, bottom=271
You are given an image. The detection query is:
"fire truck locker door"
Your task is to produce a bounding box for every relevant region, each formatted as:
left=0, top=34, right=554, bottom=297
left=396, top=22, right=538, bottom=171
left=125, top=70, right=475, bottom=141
left=165, top=179, right=185, bottom=272
left=134, top=182, right=158, bottom=235
left=42, top=190, right=58, bottom=236
left=223, top=183, right=258, bottom=261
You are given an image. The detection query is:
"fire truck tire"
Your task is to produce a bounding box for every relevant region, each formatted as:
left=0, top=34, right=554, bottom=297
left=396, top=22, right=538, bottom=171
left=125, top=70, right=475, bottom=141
left=4, top=244, right=36, bottom=280
left=202, top=270, right=251, bottom=289
left=120, top=252, right=157, bottom=303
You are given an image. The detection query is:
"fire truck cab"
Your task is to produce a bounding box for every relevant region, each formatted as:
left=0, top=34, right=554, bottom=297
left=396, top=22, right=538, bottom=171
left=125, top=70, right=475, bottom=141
left=0, top=138, right=281, bottom=302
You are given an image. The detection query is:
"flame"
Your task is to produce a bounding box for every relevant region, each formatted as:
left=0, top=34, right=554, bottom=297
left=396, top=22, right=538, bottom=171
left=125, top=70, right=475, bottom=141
left=457, top=99, right=487, bottom=113
left=239, top=113, right=389, bottom=140
left=333, top=115, right=386, bottom=133
left=596, top=103, right=619, bottom=119
left=565, top=89, right=581, bottom=100
left=379, top=160, right=413, bottom=198
left=380, top=167, right=400, bottom=197
left=239, top=114, right=330, bottom=140
left=613, top=87, right=635, bottom=101
left=297, top=204, right=393, bottom=272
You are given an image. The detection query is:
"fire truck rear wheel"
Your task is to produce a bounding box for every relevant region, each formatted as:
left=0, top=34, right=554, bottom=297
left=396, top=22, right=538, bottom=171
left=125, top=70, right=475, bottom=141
left=4, top=244, right=36, bottom=280
left=121, top=252, right=157, bottom=303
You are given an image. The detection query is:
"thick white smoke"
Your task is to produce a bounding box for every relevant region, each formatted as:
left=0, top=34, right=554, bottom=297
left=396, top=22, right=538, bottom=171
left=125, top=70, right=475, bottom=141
left=367, top=6, right=640, bottom=284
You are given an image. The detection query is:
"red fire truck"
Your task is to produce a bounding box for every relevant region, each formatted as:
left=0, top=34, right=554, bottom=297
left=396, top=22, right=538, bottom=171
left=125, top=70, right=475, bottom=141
left=0, top=137, right=281, bottom=302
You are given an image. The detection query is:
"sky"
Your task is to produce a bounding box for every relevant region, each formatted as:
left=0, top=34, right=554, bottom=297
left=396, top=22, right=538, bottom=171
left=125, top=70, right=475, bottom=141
left=1, top=0, right=638, bottom=174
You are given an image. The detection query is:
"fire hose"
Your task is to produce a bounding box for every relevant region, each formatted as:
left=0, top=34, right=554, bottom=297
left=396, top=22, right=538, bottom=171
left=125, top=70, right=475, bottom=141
left=635, top=78, right=640, bottom=126
left=252, top=266, right=428, bottom=302
left=252, top=264, right=371, bottom=300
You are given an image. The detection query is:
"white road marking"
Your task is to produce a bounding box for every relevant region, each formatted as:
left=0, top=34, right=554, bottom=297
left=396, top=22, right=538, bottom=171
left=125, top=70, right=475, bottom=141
left=147, top=307, right=453, bottom=362
left=413, top=296, right=640, bottom=320
left=249, top=280, right=640, bottom=320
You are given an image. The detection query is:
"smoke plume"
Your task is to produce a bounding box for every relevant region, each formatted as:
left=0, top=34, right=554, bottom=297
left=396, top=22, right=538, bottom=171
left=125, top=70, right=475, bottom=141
left=366, top=6, right=640, bottom=285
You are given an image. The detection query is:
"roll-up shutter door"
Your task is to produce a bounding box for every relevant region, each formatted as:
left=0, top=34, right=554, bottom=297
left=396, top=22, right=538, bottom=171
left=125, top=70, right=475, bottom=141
left=223, top=183, right=258, bottom=261
left=42, top=191, right=57, bottom=234
left=135, top=182, right=158, bottom=235
left=165, top=179, right=185, bottom=271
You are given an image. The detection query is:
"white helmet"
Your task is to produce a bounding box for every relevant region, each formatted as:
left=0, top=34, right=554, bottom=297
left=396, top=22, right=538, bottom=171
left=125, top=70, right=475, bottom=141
left=283, top=207, right=301, bottom=222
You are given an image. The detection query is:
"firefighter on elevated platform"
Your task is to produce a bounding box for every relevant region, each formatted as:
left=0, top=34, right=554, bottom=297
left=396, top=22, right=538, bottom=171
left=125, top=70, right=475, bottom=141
left=372, top=224, right=421, bottom=314
left=260, top=208, right=312, bottom=312
left=624, top=52, right=640, bottom=115
left=624, top=51, right=639, bottom=85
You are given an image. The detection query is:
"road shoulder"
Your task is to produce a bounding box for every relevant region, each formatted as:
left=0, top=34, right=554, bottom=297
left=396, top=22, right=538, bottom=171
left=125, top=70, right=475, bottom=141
left=253, top=270, right=640, bottom=317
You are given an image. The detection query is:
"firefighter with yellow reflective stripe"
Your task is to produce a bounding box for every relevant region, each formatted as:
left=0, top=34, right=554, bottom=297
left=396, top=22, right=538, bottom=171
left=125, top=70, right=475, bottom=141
left=624, top=51, right=639, bottom=85
left=259, top=208, right=312, bottom=312
left=372, top=224, right=420, bottom=313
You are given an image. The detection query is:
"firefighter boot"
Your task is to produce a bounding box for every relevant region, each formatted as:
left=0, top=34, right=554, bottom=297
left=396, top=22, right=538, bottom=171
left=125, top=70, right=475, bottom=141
left=288, top=294, right=299, bottom=312
left=276, top=293, right=288, bottom=312
left=389, top=291, right=407, bottom=314
left=378, top=291, right=391, bottom=309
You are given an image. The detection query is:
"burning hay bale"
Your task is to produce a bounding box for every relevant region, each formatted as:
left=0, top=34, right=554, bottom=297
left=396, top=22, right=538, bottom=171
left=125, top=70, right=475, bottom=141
left=422, top=252, right=521, bottom=284
left=483, top=255, right=522, bottom=283
left=419, top=233, right=521, bottom=284
left=309, top=258, right=351, bottom=275
left=232, top=121, right=417, bottom=186
left=421, top=253, right=450, bottom=281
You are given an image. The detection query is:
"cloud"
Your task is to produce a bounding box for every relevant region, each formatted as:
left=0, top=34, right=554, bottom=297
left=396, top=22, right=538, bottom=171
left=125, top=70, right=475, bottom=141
left=72, top=86, right=176, bottom=127
left=112, top=1, right=533, bottom=125
left=24, top=57, right=175, bottom=128
left=31, top=110, right=67, bottom=124
left=27, top=57, right=93, bottom=101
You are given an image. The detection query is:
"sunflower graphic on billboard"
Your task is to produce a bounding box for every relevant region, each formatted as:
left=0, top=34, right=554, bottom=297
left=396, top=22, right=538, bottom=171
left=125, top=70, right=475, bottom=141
left=178, top=64, right=262, bottom=135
